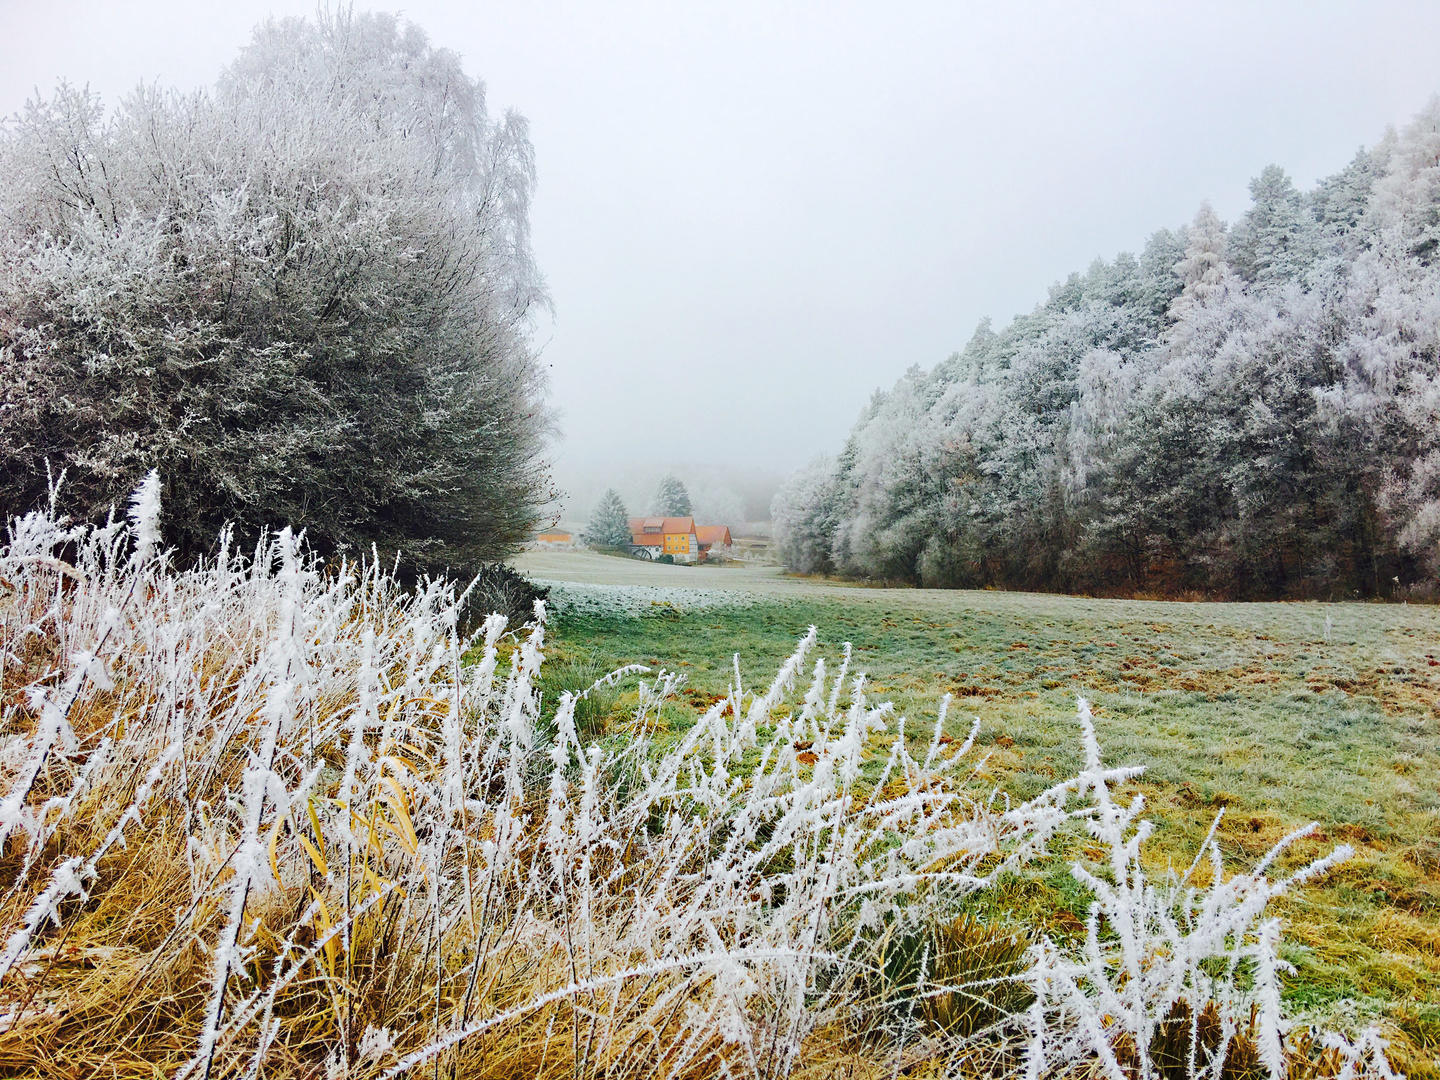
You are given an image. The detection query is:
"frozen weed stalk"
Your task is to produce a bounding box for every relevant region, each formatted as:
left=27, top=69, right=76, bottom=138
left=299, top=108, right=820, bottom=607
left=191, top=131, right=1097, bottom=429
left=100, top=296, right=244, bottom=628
left=0, top=476, right=1393, bottom=1078
left=1014, top=700, right=1397, bottom=1080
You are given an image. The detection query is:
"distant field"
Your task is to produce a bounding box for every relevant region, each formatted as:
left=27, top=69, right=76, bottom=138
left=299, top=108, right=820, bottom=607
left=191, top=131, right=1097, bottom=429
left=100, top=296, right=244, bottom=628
left=519, top=550, right=1440, bottom=1066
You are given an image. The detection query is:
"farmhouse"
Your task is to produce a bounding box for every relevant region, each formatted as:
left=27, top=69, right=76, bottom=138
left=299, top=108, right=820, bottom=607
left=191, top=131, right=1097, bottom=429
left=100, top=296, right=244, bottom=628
left=628, top=517, right=699, bottom=561
left=627, top=519, right=734, bottom=562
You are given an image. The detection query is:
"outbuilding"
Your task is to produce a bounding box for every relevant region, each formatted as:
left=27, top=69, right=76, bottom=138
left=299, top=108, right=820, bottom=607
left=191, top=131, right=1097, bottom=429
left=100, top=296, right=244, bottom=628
left=695, top=525, right=732, bottom=555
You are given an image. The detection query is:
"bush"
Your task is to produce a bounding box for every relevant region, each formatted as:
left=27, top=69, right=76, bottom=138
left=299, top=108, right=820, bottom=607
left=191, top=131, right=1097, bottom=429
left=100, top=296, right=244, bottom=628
left=463, top=562, right=550, bottom=630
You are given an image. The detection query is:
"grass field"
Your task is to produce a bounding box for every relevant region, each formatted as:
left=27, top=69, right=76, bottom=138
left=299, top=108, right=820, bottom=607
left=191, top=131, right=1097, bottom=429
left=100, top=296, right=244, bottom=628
left=521, top=552, right=1440, bottom=1073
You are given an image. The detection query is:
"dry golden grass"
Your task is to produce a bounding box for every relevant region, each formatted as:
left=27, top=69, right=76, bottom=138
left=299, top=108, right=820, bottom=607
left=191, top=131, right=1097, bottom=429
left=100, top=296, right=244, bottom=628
left=0, top=513, right=1039, bottom=1079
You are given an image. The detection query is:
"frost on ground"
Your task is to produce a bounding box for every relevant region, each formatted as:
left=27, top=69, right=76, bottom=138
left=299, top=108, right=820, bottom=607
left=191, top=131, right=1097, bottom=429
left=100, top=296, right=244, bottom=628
left=537, top=578, right=762, bottom=618
left=0, top=476, right=1398, bottom=1078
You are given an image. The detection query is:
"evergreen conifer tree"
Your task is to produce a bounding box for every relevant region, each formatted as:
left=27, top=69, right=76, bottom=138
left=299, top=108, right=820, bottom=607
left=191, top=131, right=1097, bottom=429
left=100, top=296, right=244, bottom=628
left=585, top=489, right=632, bottom=547
left=653, top=475, right=693, bottom=516
left=1229, top=165, right=1317, bottom=285
left=1170, top=201, right=1233, bottom=318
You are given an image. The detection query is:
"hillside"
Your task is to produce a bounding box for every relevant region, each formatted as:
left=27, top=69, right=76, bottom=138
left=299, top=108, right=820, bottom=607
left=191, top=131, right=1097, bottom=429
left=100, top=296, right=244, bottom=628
left=775, top=101, right=1440, bottom=599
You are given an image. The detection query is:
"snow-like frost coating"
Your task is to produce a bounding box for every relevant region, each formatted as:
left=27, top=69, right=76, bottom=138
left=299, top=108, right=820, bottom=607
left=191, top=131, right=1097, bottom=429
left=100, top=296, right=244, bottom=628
left=537, top=579, right=762, bottom=618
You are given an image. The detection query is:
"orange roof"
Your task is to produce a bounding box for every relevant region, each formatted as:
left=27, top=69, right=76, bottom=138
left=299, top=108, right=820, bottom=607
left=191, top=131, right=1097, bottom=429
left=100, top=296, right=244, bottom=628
left=628, top=517, right=695, bottom=536
left=536, top=532, right=571, bottom=542
left=695, top=525, right=731, bottom=546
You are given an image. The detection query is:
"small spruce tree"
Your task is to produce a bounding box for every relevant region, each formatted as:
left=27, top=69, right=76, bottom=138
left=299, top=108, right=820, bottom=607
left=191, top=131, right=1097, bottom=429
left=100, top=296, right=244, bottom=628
left=653, top=475, right=693, bottom=517
left=585, top=489, right=632, bottom=547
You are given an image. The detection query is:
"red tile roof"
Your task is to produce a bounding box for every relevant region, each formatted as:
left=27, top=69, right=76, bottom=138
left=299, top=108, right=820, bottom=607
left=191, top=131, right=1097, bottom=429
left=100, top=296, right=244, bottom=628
left=628, top=517, right=696, bottom=536
left=695, top=525, right=732, bottom=547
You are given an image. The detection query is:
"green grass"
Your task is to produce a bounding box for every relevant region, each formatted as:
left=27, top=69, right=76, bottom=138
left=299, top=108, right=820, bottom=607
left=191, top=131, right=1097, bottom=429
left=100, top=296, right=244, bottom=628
left=541, top=587, right=1440, bottom=1073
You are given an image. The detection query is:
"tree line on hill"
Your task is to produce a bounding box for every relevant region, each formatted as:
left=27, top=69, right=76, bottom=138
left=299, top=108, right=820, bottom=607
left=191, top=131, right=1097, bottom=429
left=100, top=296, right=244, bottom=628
left=773, top=100, right=1440, bottom=599
left=0, top=10, right=551, bottom=579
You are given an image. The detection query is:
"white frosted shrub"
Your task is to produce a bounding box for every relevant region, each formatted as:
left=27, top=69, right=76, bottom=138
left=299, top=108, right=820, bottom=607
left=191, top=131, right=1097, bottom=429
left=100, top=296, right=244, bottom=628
left=0, top=478, right=1390, bottom=1077
left=0, top=10, right=552, bottom=573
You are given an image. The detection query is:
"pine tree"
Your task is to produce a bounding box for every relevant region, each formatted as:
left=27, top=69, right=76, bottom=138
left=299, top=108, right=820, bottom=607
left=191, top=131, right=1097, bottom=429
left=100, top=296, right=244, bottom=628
left=1169, top=201, right=1233, bottom=319
left=585, top=489, right=632, bottom=547
left=1229, top=166, right=1317, bottom=285
left=653, top=476, right=693, bottom=516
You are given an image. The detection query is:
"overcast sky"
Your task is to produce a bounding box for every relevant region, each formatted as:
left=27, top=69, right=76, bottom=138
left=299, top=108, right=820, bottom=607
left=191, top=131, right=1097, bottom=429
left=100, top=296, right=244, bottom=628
left=4, top=1, right=1440, bottom=509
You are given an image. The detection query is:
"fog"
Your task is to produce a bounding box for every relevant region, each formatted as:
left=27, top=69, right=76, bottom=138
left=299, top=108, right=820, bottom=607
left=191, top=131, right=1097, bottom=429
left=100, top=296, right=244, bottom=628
left=5, top=1, right=1440, bottom=526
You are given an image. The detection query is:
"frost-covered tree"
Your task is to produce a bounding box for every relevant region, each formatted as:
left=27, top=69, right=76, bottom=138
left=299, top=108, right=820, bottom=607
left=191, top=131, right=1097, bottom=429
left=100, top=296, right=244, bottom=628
left=652, top=475, right=692, bottom=517
left=1229, top=165, right=1318, bottom=285
left=775, top=98, right=1440, bottom=598
left=1168, top=202, right=1233, bottom=322
left=584, top=489, right=631, bottom=547
left=0, top=10, right=552, bottom=573
left=688, top=482, right=746, bottom=527
left=771, top=456, right=841, bottom=575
